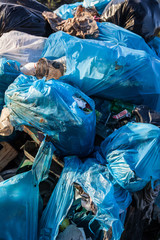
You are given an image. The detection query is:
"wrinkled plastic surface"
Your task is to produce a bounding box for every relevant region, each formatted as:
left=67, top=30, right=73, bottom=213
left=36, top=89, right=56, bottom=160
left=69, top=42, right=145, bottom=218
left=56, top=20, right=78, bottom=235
left=0, top=139, right=54, bottom=240
left=0, top=0, right=50, bottom=12
left=101, top=123, right=160, bottom=192
left=42, top=31, right=160, bottom=111
left=54, top=2, right=82, bottom=20
left=0, top=58, right=20, bottom=111
left=97, top=22, right=156, bottom=56
left=39, top=155, right=131, bottom=240
left=55, top=0, right=111, bottom=19
left=100, top=0, right=160, bottom=41
left=0, top=0, right=51, bottom=37
left=83, top=0, right=111, bottom=14
left=5, top=74, right=96, bottom=156
left=148, top=37, right=160, bottom=59
left=121, top=182, right=160, bottom=240
left=0, top=31, right=46, bottom=65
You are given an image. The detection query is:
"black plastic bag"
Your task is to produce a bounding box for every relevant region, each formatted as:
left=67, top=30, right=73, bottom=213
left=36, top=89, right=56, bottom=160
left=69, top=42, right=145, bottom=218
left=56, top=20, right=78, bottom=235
left=0, top=0, right=52, bottom=37
left=100, top=0, right=160, bottom=41
left=0, top=0, right=50, bottom=12
left=121, top=182, right=160, bottom=240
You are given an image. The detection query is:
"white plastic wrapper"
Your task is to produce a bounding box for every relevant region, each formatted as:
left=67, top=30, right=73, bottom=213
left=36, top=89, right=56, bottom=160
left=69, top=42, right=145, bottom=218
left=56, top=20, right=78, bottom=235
left=0, top=31, right=46, bottom=65
left=0, top=108, right=14, bottom=136
left=20, top=62, right=37, bottom=76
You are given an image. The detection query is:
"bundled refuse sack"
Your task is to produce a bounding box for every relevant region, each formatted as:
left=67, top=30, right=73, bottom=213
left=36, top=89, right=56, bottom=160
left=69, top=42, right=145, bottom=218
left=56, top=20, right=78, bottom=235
left=0, top=0, right=52, bottom=37
left=53, top=2, right=157, bottom=57
left=39, top=155, right=131, bottom=240
left=0, top=31, right=47, bottom=65
left=101, top=122, right=160, bottom=192
left=42, top=31, right=160, bottom=111
left=96, top=22, right=156, bottom=56
left=4, top=74, right=96, bottom=156
left=100, top=0, right=160, bottom=41
left=0, top=138, right=54, bottom=240
left=0, top=58, right=20, bottom=112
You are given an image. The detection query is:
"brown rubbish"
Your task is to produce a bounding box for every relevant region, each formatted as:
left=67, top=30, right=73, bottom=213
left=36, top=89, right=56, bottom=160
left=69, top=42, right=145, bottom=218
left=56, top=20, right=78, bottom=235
left=36, top=57, right=65, bottom=80
left=42, top=5, right=99, bottom=39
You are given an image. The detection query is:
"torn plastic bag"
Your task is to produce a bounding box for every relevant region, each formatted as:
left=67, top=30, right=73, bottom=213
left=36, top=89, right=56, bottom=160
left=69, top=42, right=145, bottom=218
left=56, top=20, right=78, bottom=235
left=148, top=37, right=160, bottom=59
left=101, top=123, right=160, bottom=192
left=39, top=155, right=131, bottom=240
left=0, top=58, right=20, bottom=112
left=5, top=74, right=96, bottom=156
left=100, top=0, right=160, bottom=41
left=42, top=31, right=160, bottom=111
left=0, top=31, right=46, bottom=65
left=0, top=138, right=54, bottom=240
left=0, top=0, right=52, bottom=37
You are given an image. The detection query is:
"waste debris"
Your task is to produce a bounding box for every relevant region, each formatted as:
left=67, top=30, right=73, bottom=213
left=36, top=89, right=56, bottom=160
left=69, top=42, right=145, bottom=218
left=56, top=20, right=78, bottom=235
left=43, top=5, right=99, bottom=39
left=0, top=0, right=159, bottom=239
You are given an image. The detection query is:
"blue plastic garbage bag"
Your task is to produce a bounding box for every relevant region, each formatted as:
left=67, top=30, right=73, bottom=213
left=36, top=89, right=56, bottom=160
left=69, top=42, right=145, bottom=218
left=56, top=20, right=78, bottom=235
left=0, top=138, right=54, bottom=240
left=39, top=155, right=131, bottom=240
left=148, top=37, right=160, bottom=59
left=54, top=2, right=82, bottom=20
left=97, top=22, right=156, bottom=56
left=101, top=123, right=160, bottom=192
left=5, top=74, right=96, bottom=156
left=156, top=192, right=160, bottom=208
left=0, top=58, right=20, bottom=111
left=55, top=0, right=111, bottom=19
left=42, top=31, right=160, bottom=111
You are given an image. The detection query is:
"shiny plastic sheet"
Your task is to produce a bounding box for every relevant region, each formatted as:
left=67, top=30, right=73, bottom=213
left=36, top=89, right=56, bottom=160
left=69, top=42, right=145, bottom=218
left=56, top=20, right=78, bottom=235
left=42, top=31, right=160, bottom=111
left=39, top=155, right=131, bottom=240
left=5, top=74, right=96, bottom=156
left=101, top=123, right=160, bottom=191
left=0, top=139, right=54, bottom=240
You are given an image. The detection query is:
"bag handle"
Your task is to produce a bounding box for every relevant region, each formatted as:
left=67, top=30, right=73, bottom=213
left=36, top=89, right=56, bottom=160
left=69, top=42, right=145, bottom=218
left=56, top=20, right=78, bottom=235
left=32, top=138, right=55, bottom=185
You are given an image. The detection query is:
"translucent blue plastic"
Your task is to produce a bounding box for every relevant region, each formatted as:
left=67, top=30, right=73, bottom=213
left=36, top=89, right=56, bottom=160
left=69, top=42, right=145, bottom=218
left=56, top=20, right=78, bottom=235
left=55, top=0, right=111, bottom=19
left=97, top=22, right=156, bottom=56
left=54, top=2, right=82, bottom=20
left=83, top=0, right=111, bottom=14
left=0, top=58, right=20, bottom=111
left=148, top=37, right=160, bottom=58
left=42, top=31, right=160, bottom=111
left=101, top=123, right=160, bottom=192
left=39, top=155, right=132, bottom=240
left=5, top=74, right=96, bottom=156
left=0, top=139, right=54, bottom=240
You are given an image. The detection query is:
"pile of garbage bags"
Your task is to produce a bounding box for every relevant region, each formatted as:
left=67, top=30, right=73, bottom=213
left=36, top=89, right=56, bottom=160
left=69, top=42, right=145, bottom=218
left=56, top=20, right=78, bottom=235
left=0, top=0, right=159, bottom=239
